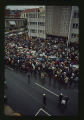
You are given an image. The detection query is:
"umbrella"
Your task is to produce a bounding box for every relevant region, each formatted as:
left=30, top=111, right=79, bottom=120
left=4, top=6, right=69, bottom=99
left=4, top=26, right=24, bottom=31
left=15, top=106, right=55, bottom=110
left=37, top=58, right=43, bottom=61
left=27, top=56, right=33, bottom=59
left=72, top=65, right=79, bottom=69
left=49, top=56, right=57, bottom=59
left=39, top=58, right=43, bottom=61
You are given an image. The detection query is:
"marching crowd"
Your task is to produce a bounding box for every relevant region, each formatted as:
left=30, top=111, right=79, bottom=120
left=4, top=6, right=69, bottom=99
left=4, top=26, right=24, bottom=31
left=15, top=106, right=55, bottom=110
left=5, top=33, right=79, bottom=88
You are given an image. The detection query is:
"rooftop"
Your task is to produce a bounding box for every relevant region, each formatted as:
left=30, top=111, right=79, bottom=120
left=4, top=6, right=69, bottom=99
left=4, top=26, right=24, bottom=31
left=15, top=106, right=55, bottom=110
left=22, top=8, right=40, bottom=13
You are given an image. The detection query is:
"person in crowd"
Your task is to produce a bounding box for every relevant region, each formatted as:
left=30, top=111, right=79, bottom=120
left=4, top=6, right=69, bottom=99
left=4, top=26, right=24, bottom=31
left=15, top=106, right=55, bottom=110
left=64, top=76, right=69, bottom=87
left=69, top=76, right=74, bottom=87
left=4, top=95, right=7, bottom=104
left=43, top=93, right=46, bottom=105
left=5, top=34, right=79, bottom=90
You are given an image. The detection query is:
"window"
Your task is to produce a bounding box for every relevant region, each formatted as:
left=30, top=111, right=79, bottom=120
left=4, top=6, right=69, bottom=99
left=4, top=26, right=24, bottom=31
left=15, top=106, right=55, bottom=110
left=38, top=30, right=44, bottom=34
left=72, top=23, right=79, bottom=29
left=24, top=14, right=25, bottom=18
left=38, top=14, right=40, bottom=18
left=72, top=34, right=76, bottom=38
left=38, top=22, right=45, bottom=26
left=38, top=30, right=42, bottom=33
left=35, top=14, right=37, bottom=18
left=73, top=24, right=75, bottom=28
left=71, top=34, right=79, bottom=38
left=38, top=13, right=45, bottom=18
left=30, top=22, right=37, bottom=25
left=29, top=14, right=32, bottom=18
left=27, top=13, right=29, bottom=17
left=29, top=14, right=37, bottom=18
left=73, top=12, right=79, bottom=18
left=26, top=14, right=28, bottom=17
left=76, top=24, right=79, bottom=29
left=30, top=29, right=37, bottom=33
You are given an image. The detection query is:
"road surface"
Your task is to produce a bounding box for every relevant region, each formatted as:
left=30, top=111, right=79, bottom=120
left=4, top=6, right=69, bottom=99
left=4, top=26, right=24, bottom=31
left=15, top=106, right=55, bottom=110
left=4, top=66, right=78, bottom=116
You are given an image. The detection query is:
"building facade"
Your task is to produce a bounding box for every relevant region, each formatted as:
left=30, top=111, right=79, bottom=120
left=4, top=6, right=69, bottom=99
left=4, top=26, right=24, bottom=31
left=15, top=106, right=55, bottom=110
left=26, top=7, right=46, bottom=39
left=45, top=6, right=79, bottom=43
left=69, top=6, right=79, bottom=43
left=5, top=18, right=27, bottom=31
left=5, top=9, right=22, bottom=18
left=20, top=10, right=27, bottom=18
left=5, top=9, right=27, bottom=31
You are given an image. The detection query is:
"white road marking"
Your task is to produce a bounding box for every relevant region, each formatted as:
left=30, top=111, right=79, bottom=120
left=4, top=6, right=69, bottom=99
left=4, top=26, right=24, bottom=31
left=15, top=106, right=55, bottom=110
left=35, top=108, right=42, bottom=116
left=41, top=108, right=51, bottom=116
left=34, top=82, right=59, bottom=97
left=35, top=108, right=51, bottom=116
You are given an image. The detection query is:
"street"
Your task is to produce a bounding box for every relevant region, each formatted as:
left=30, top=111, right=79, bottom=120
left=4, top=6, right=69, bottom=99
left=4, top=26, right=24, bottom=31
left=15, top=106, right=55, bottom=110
left=4, top=66, right=78, bottom=116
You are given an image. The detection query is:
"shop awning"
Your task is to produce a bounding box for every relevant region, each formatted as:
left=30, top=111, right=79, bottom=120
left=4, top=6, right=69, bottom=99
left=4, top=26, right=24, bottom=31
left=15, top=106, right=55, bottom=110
left=9, top=21, right=16, bottom=25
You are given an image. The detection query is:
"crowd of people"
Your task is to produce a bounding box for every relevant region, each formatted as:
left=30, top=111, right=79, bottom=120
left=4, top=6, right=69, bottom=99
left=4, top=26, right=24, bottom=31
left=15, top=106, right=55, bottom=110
left=5, top=33, right=79, bottom=88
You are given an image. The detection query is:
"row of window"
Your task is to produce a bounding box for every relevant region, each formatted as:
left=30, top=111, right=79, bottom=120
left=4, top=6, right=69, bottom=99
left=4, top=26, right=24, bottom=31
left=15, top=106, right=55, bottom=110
left=29, top=22, right=45, bottom=26
left=29, top=29, right=45, bottom=34
left=27, top=13, right=45, bottom=18
left=38, top=30, right=45, bottom=34
left=71, top=33, right=79, bottom=38
left=38, top=22, right=45, bottom=26
left=27, top=14, right=37, bottom=18
left=30, top=22, right=37, bottom=25
left=72, top=23, right=79, bottom=29
left=38, top=15, right=45, bottom=18
left=30, top=29, right=37, bottom=33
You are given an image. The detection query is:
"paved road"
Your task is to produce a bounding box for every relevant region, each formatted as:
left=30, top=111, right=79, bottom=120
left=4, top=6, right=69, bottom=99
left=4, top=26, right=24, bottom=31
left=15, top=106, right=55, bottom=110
left=4, top=66, right=78, bottom=116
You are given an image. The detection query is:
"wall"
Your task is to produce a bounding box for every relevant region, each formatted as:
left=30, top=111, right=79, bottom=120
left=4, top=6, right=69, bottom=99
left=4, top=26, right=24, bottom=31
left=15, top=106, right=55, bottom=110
left=45, top=6, right=72, bottom=37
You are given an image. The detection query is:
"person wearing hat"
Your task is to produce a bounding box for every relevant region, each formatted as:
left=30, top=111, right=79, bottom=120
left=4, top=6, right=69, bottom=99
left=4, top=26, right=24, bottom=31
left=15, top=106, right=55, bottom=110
left=4, top=95, right=7, bottom=104
left=43, top=93, right=46, bottom=105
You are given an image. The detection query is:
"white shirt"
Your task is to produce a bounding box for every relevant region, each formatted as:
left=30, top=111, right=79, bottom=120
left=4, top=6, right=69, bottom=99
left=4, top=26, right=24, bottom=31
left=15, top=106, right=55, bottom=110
left=61, top=100, right=66, bottom=105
